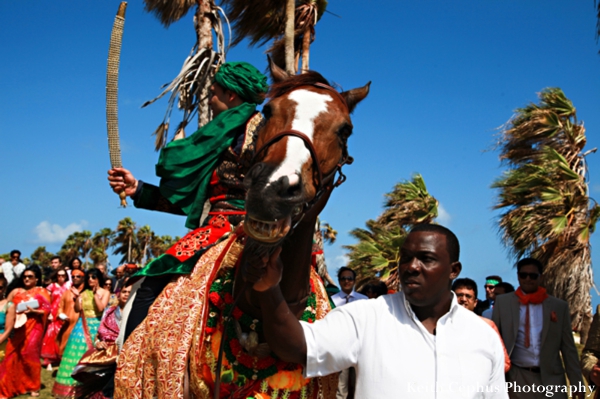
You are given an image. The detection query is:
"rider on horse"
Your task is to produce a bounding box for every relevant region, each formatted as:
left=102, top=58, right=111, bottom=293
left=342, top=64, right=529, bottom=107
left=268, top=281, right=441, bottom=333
left=107, top=61, right=268, bottom=340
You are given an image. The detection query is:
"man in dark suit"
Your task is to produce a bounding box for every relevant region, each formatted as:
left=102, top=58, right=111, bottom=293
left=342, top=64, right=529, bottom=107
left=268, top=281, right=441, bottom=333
left=492, top=258, right=585, bottom=399
left=475, top=275, right=502, bottom=315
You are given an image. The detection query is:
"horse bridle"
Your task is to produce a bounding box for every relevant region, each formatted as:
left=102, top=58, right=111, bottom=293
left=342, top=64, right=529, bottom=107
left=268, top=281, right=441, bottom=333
left=251, top=83, right=354, bottom=216
left=212, top=83, right=353, bottom=399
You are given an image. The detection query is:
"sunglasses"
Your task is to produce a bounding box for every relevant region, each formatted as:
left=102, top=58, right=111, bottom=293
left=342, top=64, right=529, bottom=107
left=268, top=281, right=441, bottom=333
left=23, top=275, right=36, bottom=279
left=72, top=275, right=84, bottom=278
left=0, top=286, right=5, bottom=290
left=484, top=285, right=495, bottom=289
left=339, top=277, right=355, bottom=282
left=518, top=272, right=540, bottom=280
left=88, top=276, right=98, bottom=280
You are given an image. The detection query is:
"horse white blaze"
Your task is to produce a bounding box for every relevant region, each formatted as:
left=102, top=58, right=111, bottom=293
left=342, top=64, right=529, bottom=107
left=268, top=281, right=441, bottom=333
left=268, top=89, right=332, bottom=185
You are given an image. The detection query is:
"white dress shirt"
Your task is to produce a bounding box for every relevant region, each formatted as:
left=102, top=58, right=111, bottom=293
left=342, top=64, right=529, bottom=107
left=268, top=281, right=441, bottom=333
left=2, top=261, right=26, bottom=285
left=331, top=289, right=368, bottom=307
left=511, top=302, right=543, bottom=368
left=300, top=292, right=508, bottom=399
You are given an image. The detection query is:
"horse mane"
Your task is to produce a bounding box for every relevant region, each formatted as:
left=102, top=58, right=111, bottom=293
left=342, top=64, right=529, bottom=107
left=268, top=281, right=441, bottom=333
left=268, top=71, right=332, bottom=99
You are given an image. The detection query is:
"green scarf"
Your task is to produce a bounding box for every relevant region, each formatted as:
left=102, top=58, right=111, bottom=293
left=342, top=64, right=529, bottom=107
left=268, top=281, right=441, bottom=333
left=156, top=102, right=257, bottom=229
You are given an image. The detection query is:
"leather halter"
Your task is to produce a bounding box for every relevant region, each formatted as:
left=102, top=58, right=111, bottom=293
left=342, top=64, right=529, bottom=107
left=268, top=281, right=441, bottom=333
left=251, top=84, right=354, bottom=213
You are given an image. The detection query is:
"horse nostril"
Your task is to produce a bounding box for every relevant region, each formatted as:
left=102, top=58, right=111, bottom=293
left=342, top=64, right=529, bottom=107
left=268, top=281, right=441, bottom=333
left=278, top=174, right=302, bottom=198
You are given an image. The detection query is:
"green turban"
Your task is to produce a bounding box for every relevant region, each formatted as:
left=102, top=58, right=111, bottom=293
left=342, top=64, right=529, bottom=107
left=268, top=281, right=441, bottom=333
left=214, top=62, right=268, bottom=105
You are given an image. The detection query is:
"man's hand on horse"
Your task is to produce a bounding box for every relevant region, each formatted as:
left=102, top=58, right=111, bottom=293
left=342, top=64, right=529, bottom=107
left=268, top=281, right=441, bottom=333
left=107, top=167, right=138, bottom=197
left=245, top=246, right=283, bottom=292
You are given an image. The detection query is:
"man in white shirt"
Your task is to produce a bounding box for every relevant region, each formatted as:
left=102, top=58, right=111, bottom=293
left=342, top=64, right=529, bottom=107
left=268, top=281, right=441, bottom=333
left=329, top=266, right=367, bottom=398
left=2, top=249, right=26, bottom=285
left=249, top=224, right=508, bottom=398
left=331, top=267, right=367, bottom=307
left=492, top=258, right=585, bottom=399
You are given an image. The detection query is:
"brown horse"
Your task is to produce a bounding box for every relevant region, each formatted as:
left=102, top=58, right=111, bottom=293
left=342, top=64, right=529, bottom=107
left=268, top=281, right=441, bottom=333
left=114, top=61, right=369, bottom=399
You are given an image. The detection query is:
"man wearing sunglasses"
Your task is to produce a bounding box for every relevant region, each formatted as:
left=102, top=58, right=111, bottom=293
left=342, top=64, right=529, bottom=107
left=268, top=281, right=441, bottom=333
left=1, top=249, right=26, bottom=285
left=475, top=275, right=503, bottom=316
left=492, top=258, right=585, bottom=399
left=331, top=267, right=367, bottom=307
left=329, top=267, right=367, bottom=399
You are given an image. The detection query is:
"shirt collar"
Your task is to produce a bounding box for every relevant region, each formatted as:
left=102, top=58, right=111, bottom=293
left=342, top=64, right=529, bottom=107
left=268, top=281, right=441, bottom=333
left=401, top=291, right=460, bottom=323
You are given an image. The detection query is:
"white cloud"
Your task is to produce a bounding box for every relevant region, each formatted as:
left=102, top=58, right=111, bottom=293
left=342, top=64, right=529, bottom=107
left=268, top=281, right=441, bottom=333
left=333, top=254, right=349, bottom=268
left=326, top=254, right=349, bottom=282
left=436, top=203, right=451, bottom=225
left=33, top=221, right=88, bottom=244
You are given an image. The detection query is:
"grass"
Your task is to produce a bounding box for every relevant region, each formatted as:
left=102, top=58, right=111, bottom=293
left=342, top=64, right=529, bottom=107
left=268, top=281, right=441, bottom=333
left=3, top=368, right=55, bottom=399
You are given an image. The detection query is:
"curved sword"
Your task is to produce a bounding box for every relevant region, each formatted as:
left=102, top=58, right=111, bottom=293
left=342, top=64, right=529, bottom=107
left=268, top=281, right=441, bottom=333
left=107, top=2, right=128, bottom=207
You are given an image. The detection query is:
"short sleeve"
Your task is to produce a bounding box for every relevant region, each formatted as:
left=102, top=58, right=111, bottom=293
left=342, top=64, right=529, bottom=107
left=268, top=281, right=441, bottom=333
left=300, top=305, right=362, bottom=378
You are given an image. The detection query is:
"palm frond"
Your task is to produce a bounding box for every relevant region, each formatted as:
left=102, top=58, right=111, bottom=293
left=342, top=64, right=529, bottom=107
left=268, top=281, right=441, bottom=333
left=493, top=87, right=597, bottom=326
left=219, top=0, right=287, bottom=47
left=143, top=0, right=196, bottom=27
left=345, top=174, right=438, bottom=289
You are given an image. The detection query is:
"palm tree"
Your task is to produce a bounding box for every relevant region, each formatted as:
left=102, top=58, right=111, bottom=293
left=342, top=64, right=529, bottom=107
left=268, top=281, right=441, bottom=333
left=30, top=246, right=55, bottom=267
left=141, top=0, right=228, bottom=149
left=112, top=217, right=139, bottom=265
left=220, top=0, right=328, bottom=73
left=492, top=87, right=599, bottom=329
left=344, top=174, right=439, bottom=289
left=76, top=231, right=93, bottom=267
left=90, top=228, right=115, bottom=265
left=58, top=231, right=91, bottom=266
left=142, top=0, right=329, bottom=142
left=321, top=221, right=337, bottom=244
left=149, top=235, right=181, bottom=259
left=137, top=225, right=157, bottom=265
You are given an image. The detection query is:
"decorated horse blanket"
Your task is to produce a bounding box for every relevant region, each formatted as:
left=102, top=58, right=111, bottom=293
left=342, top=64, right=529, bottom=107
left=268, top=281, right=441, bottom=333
left=114, top=228, right=337, bottom=399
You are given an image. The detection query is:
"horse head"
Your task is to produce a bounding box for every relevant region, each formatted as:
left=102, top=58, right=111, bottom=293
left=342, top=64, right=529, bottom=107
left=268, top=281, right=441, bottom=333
left=244, top=60, right=370, bottom=244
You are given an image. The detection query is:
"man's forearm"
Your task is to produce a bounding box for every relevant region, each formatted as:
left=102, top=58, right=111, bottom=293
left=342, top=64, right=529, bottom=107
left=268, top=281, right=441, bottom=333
left=256, top=286, right=307, bottom=365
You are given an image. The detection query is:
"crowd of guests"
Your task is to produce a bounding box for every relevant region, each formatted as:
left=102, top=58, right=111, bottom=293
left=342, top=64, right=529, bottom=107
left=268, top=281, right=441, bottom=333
left=2, top=231, right=600, bottom=399
left=0, top=250, right=133, bottom=399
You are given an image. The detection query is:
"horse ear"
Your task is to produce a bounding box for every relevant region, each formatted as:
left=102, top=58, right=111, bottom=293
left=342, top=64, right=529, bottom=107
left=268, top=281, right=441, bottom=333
left=341, top=82, right=371, bottom=113
left=268, top=55, right=290, bottom=83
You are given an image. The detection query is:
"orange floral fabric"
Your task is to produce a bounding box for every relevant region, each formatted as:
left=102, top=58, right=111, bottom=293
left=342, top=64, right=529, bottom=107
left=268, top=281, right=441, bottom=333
left=115, top=231, right=337, bottom=399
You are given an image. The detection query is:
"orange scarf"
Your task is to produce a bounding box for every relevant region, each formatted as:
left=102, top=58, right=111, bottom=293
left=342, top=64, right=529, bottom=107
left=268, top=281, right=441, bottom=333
left=515, top=287, right=548, bottom=347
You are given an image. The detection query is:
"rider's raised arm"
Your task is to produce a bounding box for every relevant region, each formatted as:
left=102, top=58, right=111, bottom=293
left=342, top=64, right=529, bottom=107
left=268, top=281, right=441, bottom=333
left=107, top=167, right=185, bottom=215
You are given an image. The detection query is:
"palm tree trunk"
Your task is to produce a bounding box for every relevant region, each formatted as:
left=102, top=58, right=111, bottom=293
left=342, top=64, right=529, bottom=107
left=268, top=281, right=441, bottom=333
left=196, top=0, right=213, bottom=128
left=128, top=235, right=132, bottom=264
left=301, top=25, right=311, bottom=73
left=285, top=0, right=295, bottom=74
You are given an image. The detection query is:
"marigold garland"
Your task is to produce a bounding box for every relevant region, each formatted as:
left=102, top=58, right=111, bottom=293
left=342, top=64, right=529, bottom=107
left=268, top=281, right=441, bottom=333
left=206, top=267, right=317, bottom=381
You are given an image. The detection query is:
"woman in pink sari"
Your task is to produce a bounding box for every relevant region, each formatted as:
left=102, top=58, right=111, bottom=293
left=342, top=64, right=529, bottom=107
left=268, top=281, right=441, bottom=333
left=41, top=269, right=71, bottom=368
left=0, top=265, right=51, bottom=398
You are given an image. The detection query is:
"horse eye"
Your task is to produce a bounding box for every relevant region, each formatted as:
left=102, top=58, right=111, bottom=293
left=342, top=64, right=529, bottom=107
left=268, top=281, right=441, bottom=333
left=337, top=124, right=352, bottom=140
left=262, top=104, right=272, bottom=119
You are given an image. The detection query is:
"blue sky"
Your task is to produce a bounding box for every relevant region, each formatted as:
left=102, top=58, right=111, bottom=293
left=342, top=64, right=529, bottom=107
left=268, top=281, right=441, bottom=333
left=1, top=1, right=599, bottom=303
